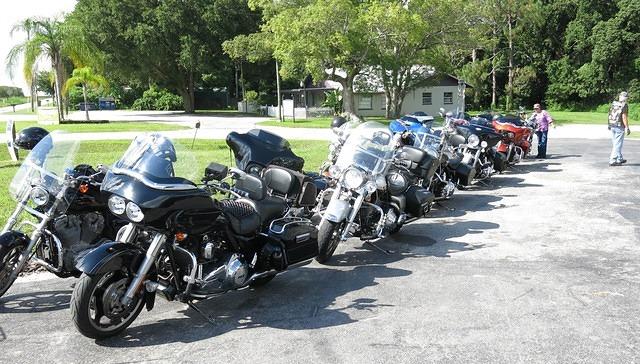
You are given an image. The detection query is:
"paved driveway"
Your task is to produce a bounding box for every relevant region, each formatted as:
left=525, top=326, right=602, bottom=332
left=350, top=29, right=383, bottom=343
left=0, top=139, right=639, bottom=363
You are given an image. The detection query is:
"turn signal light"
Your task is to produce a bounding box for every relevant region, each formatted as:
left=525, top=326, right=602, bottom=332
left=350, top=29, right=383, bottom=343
left=175, top=232, right=188, bottom=241
left=79, top=184, right=89, bottom=194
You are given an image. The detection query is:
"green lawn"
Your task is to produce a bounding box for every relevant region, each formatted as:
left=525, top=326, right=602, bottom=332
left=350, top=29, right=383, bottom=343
left=0, top=139, right=328, bottom=223
left=1, top=108, right=36, bottom=115
left=0, top=121, right=189, bottom=133
left=258, top=116, right=394, bottom=128
left=0, top=97, right=29, bottom=108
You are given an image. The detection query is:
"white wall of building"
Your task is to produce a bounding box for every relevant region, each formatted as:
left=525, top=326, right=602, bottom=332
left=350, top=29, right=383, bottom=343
left=354, top=85, right=463, bottom=117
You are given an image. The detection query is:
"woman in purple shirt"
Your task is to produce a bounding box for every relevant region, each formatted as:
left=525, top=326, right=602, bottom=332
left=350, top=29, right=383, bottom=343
left=532, top=103, right=553, bottom=158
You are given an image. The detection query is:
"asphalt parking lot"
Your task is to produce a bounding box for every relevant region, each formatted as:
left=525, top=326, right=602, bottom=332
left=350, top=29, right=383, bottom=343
left=1, top=138, right=639, bottom=364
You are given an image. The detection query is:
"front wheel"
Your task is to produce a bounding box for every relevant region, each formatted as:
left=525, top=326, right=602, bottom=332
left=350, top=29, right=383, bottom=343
left=316, top=220, right=343, bottom=264
left=70, top=270, right=145, bottom=339
left=0, top=243, right=27, bottom=298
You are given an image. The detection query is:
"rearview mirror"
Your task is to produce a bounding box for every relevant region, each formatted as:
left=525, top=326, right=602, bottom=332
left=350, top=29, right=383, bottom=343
left=204, top=162, right=228, bottom=181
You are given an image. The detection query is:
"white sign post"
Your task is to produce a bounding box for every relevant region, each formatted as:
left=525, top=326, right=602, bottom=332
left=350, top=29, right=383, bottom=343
left=6, top=119, right=18, bottom=161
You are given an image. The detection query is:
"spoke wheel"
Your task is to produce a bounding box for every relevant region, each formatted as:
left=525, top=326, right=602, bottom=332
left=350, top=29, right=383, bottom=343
left=0, top=244, right=27, bottom=298
left=71, top=270, right=144, bottom=339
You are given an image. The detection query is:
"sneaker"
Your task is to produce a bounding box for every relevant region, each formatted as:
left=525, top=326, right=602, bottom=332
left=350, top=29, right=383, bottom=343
left=609, top=161, right=622, bottom=166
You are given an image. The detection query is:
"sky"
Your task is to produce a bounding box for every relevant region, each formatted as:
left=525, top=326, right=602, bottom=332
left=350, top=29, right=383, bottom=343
left=0, top=0, right=77, bottom=94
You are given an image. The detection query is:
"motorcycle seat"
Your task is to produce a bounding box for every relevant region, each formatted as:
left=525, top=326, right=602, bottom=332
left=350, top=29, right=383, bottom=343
left=240, top=196, right=288, bottom=228
left=219, top=200, right=261, bottom=236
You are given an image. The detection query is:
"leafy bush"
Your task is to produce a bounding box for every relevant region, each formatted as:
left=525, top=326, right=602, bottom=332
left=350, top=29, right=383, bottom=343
left=132, top=87, right=183, bottom=111
left=68, top=86, right=104, bottom=106
left=0, top=86, right=24, bottom=98
left=243, top=90, right=259, bottom=103
left=155, top=92, right=183, bottom=111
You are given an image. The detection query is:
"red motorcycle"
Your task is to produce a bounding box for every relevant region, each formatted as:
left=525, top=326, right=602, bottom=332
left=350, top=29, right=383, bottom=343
left=492, top=113, right=537, bottom=164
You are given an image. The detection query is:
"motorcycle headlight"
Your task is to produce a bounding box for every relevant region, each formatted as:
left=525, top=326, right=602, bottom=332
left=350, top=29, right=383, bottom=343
left=387, top=172, right=408, bottom=194
left=343, top=168, right=365, bottom=189
left=126, top=202, right=145, bottom=222
left=108, top=195, right=126, bottom=215
left=328, top=165, right=341, bottom=178
left=481, top=141, right=488, bottom=148
left=468, top=134, right=480, bottom=147
left=30, top=186, right=49, bottom=206
left=247, top=164, right=263, bottom=175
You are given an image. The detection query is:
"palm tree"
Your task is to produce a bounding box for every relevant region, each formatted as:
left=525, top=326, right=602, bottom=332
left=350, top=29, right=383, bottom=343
left=10, top=19, right=37, bottom=112
left=64, top=67, right=107, bottom=121
left=6, top=16, right=97, bottom=122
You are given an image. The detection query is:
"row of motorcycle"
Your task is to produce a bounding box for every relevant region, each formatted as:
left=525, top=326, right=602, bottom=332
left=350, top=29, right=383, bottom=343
left=0, top=108, right=538, bottom=339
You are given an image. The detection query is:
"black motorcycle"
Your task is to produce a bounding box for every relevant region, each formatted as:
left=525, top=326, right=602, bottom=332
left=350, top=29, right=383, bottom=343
left=70, top=134, right=320, bottom=338
left=0, top=131, right=122, bottom=298
left=454, top=120, right=505, bottom=180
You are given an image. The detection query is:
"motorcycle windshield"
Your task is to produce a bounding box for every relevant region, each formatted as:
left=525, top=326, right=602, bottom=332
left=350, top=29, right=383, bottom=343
left=412, top=131, right=441, bottom=154
left=335, top=122, right=395, bottom=175
left=9, top=131, right=80, bottom=212
left=111, top=133, right=198, bottom=190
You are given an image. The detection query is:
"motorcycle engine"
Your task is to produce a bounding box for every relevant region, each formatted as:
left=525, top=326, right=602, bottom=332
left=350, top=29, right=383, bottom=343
left=52, top=213, right=105, bottom=270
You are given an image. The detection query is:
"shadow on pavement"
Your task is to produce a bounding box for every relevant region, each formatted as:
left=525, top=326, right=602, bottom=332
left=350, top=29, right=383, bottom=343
left=0, top=290, right=71, bottom=313
left=98, top=247, right=415, bottom=348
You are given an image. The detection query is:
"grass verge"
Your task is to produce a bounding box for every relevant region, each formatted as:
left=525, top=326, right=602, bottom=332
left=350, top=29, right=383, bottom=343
left=0, top=139, right=328, bottom=223
left=0, top=121, right=189, bottom=133
left=258, top=116, right=393, bottom=128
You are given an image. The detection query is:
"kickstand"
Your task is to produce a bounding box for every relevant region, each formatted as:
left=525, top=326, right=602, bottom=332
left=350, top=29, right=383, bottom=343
left=187, top=301, right=216, bottom=325
left=365, top=240, right=393, bottom=255
left=476, top=179, right=490, bottom=187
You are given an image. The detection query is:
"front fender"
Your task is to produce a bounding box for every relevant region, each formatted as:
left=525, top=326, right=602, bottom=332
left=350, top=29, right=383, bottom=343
left=75, top=241, right=146, bottom=276
left=0, top=231, right=29, bottom=255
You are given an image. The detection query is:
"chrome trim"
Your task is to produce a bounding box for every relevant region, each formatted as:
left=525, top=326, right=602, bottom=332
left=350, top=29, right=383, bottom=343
left=111, top=167, right=197, bottom=191
left=122, top=233, right=167, bottom=305
left=31, top=229, right=64, bottom=273
left=268, top=217, right=312, bottom=234
left=175, top=245, right=198, bottom=288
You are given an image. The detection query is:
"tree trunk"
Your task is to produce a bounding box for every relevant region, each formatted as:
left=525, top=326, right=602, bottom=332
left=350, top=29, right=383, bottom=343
left=53, top=59, right=65, bottom=122
left=180, top=88, right=195, bottom=113
left=342, top=73, right=356, bottom=115
left=82, top=84, right=90, bottom=121
left=189, top=71, right=195, bottom=113
left=240, top=62, right=247, bottom=112
left=491, top=49, right=497, bottom=109
left=507, top=14, right=514, bottom=111
left=276, top=60, right=282, bottom=122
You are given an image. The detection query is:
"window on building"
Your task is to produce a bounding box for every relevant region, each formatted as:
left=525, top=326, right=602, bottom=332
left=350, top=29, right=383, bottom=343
left=422, top=92, right=432, bottom=105
left=444, top=92, right=453, bottom=104
left=358, top=95, right=373, bottom=110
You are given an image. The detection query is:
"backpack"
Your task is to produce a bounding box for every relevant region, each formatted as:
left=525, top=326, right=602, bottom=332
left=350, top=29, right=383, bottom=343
left=608, top=101, right=626, bottom=128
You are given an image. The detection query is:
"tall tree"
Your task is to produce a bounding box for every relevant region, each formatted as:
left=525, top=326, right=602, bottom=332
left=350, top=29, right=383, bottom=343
left=6, top=17, right=96, bottom=121
left=249, top=0, right=370, bottom=115
left=73, top=0, right=261, bottom=113
left=363, top=0, right=470, bottom=118
left=9, top=19, right=37, bottom=112
left=63, top=67, right=107, bottom=121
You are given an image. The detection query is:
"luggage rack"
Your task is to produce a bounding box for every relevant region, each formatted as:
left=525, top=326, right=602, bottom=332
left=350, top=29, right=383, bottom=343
left=269, top=217, right=312, bottom=234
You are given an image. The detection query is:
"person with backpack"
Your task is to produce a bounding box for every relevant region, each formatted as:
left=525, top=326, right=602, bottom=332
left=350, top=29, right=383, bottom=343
left=608, top=91, right=631, bottom=166
left=532, top=103, right=553, bottom=158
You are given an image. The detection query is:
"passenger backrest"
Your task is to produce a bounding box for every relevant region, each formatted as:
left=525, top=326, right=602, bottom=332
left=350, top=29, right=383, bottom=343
left=263, top=166, right=300, bottom=197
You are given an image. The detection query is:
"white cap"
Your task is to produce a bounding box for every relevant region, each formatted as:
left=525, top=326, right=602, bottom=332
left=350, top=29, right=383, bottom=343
left=619, top=91, right=628, bottom=102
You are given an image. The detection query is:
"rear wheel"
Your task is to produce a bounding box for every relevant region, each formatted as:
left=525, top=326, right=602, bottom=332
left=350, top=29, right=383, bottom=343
left=0, top=243, right=27, bottom=298
left=70, top=270, right=145, bottom=339
left=316, top=220, right=343, bottom=264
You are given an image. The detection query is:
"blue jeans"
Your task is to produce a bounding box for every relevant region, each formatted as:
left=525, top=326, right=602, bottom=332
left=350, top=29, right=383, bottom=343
left=536, top=130, right=548, bottom=158
left=610, top=126, right=625, bottom=163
